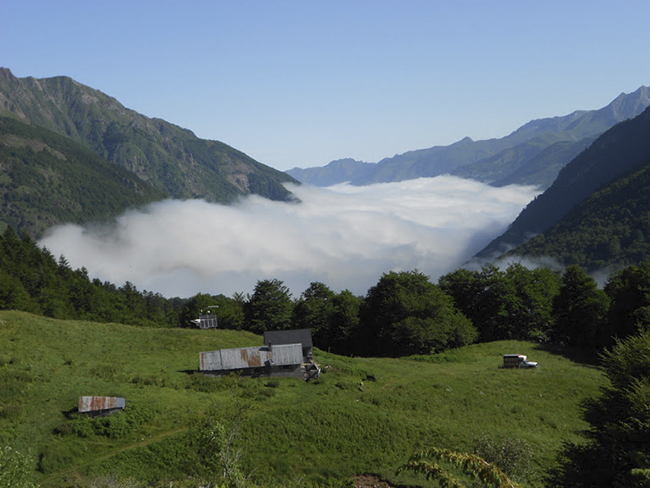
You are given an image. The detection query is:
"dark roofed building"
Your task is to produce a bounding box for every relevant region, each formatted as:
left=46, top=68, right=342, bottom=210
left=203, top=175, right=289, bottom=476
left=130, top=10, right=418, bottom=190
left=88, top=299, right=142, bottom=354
left=264, top=328, right=313, bottom=361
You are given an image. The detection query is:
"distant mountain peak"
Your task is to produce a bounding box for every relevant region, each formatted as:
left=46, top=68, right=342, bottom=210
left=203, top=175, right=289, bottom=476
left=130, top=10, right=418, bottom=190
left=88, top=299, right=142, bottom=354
left=0, top=67, right=14, bottom=79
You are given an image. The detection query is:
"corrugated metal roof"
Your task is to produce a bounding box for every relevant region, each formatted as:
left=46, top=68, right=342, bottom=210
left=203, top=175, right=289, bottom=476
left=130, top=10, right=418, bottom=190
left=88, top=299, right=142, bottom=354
left=199, top=343, right=303, bottom=372
left=78, top=396, right=125, bottom=413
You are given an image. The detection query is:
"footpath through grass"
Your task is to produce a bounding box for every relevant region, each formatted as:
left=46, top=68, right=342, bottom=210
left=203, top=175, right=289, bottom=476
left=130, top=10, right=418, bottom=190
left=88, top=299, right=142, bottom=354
left=0, top=311, right=607, bottom=487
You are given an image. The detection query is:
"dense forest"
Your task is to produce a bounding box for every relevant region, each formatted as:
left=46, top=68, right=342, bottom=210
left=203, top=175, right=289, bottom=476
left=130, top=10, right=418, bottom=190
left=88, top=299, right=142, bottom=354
left=0, top=117, right=168, bottom=237
left=508, top=159, right=650, bottom=270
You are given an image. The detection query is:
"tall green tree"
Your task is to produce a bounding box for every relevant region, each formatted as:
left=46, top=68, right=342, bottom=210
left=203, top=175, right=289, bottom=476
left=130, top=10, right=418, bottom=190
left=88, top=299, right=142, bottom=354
left=439, top=264, right=560, bottom=342
left=326, top=290, right=362, bottom=354
left=209, top=295, right=245, bottom=330
left=504, top=263, right=561, bottom=341
left=292, top=282, right=335, bottom=341
left=244, top=279, right=293, bottom=334
left=550, top=330, right=650, bottom=487
left=360, top=270, right=476, bottom=357
left=439, top=264, right=507, bottom=342
left=0, top=270, right=35, bottom=312
left=552, top=265, right=609, bottom=348
left=605, top=260, right=650, bottom=343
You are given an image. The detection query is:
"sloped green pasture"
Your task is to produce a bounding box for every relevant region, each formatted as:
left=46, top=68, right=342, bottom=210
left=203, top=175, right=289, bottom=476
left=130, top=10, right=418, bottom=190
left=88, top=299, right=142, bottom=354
left=0, top=311, right=607, bottom=487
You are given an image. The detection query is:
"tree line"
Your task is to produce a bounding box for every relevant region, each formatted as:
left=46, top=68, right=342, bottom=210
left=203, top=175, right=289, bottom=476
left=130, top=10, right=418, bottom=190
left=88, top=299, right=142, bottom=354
left=3, top=225, right=650, bottom=359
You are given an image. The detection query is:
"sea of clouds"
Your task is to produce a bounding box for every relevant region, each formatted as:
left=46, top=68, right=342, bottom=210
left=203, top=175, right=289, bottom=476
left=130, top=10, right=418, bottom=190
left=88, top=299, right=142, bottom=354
left=38, top=176, right=541, bottom=298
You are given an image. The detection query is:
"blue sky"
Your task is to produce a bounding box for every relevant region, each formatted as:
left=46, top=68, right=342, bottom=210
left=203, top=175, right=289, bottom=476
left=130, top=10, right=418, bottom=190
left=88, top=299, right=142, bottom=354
left=2, top=1, right=650, bottom=171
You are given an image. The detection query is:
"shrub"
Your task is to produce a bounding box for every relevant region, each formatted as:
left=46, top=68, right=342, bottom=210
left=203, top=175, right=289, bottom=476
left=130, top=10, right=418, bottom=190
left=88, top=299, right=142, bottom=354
left=37, top=443, right=76, bottom=475
left=472, top=433, right=533, bottom=482
left=68, top=402, right=156, bottom=439
left=0, top=445, right=36, bottom=487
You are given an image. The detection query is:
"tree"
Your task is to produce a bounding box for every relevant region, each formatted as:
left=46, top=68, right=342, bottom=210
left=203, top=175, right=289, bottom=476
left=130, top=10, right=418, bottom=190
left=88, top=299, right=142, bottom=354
left=439, top=264, right=561, bottom=342
left=0, top=270, right=35, bottom=312
left=551, top=265, right=609, bottom=348
left=361, top=270, right=476, bottom=357
left=211, top=295, right=245, bottom=330
left=292, top=282, right=335, bottom=340
left=503, top=263, right=561, bottom=341
left=605, top=260, right=650, bottom=344
left=244, top=279, right=293, bottom=334
left=550, top=330, right=650, bottom=487
left=327, top=290, right=362, bottom=355
left=439, top=265, right=506, bottom=342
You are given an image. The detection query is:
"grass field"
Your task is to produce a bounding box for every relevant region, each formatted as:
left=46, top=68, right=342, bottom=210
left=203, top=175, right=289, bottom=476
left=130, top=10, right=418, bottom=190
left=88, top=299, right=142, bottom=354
left=0, top=310, right=608, bottom=487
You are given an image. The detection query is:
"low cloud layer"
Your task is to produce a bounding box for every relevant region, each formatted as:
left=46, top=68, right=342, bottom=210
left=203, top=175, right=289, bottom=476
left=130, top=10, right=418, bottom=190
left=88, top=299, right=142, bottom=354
left=38, top=176, right=540, bottom=298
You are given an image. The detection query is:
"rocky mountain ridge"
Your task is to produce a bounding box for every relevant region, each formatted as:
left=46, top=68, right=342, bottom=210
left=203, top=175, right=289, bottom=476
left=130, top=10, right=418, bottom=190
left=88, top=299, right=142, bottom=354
left=0, top=67, right=298, bottom=204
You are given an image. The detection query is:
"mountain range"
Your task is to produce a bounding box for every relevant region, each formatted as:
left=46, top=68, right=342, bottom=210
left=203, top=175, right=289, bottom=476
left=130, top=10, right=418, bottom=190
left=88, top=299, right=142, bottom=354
left=0, top=68, right=297, bottom=203
left=479, top=104, right=650, bottom=267
left=2, top=66, right=650, bottom=275
left=0, top=68, right=299, bottom=236
left=287, top=86, right=650, bottom=190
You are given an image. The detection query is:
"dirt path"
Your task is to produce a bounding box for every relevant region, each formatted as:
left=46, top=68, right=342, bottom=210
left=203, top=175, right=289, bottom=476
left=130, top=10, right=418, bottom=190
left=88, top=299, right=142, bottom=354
left=38, top=427, right=187, bottom=487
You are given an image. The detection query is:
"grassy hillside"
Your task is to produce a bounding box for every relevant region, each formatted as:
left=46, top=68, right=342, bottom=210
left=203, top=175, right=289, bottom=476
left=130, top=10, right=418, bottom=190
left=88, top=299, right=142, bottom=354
left=0, top=311, right=607, bottom=487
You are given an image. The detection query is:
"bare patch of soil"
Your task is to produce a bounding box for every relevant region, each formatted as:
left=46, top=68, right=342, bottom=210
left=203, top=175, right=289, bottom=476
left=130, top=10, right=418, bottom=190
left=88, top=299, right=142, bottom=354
left=352, top=474, right=400, bottom=487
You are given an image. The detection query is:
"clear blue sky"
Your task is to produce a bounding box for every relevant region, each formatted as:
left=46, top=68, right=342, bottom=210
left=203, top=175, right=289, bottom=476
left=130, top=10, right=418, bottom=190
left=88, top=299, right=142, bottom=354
left=2, top=0, right=650, bottom=171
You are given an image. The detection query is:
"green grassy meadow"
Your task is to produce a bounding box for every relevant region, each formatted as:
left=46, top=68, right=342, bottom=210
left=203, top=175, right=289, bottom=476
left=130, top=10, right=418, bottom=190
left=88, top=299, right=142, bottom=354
left=0, top=311, right=607, bottom=487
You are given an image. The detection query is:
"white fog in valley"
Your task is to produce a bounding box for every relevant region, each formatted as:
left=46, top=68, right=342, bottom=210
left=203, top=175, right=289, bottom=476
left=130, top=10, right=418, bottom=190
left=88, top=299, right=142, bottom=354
left=38, top=176, right=540, bottom=298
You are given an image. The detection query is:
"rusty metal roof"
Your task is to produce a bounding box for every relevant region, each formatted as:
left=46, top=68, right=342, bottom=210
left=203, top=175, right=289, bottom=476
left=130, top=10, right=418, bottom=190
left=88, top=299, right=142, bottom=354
left=78, top=396, right=126, bottom=413
left=200, top=343, right=303, bottom=372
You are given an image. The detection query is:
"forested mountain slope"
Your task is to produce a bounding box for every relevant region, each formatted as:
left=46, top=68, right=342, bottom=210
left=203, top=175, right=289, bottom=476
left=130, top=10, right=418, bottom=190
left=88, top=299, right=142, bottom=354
left=0, top=116, right=167, bottom=237
left=477, top=105, right=650, bottom=260
left=0, top=67, right=298, bottom=203
left=505, top=159, right=650, bottom=270
left=287, top=86, right=650, bottom=189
